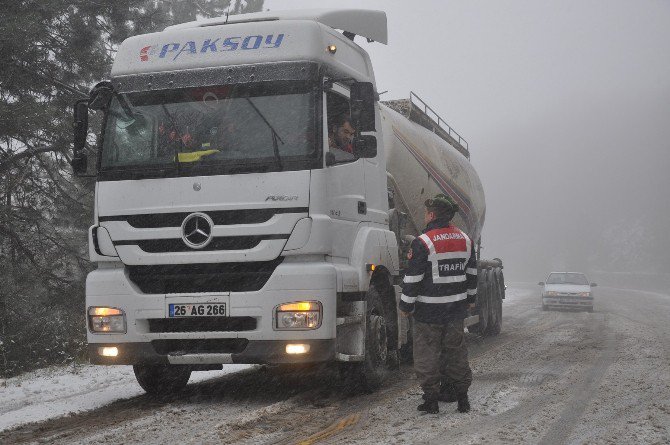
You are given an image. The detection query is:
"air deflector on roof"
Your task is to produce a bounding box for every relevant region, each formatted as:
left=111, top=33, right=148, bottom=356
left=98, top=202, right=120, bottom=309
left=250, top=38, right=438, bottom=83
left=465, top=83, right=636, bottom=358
left=165, top=9, right=388, bottom=45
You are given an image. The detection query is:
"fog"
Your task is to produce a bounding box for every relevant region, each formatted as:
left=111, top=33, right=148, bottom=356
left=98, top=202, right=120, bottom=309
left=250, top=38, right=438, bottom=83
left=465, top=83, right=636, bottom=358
left=268, top=0, right=670, bottom=284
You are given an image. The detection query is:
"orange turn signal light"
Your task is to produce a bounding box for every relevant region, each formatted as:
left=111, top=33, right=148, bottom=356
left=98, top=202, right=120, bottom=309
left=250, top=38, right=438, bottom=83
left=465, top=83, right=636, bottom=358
left=278, top=302, right=318, bottom=312
left=89, top=307, right=124, bottom=316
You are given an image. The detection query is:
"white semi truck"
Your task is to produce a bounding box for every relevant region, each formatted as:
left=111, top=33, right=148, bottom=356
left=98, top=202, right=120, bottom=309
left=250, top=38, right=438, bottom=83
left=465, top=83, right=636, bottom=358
left=71, top=9, right=505, bottom=394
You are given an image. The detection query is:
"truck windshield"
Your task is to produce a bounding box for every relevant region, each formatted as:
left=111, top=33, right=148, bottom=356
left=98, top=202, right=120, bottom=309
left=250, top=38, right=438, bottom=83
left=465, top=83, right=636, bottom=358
left=546, top=273, right=589, bottom=285
left=100, top=82, right=316, bottom=176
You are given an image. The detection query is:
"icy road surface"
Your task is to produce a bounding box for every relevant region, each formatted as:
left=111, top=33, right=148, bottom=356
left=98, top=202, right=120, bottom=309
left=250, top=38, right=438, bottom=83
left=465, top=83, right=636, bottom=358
left=1, top=284, right=668, bottom=444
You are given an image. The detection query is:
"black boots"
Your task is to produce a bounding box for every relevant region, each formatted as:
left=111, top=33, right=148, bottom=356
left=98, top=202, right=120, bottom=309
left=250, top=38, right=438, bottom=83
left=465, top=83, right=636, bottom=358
left=457, top=394, right=470, bottom=413
left=417, top=399, right=439, bottom=414
left=419, top=389, right=470, bottom=414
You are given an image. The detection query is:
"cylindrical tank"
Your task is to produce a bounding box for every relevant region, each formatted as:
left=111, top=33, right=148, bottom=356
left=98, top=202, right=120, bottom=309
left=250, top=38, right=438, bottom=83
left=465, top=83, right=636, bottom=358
left=380, top=103, right=486, bottom=244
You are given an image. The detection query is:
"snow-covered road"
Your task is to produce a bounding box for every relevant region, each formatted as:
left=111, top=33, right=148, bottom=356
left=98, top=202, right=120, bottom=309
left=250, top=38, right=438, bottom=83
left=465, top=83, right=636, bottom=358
left=1, top=284, right=668, bottom=444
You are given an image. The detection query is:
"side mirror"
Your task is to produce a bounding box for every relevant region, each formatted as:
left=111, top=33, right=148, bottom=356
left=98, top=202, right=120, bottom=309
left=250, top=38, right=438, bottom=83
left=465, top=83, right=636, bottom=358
left=353, top=135, right=377, bottom=158
left=350, top=82, right=376, bottom=132
left=71, top=153, right=88, bottom=175
left=88, top=81, right=116, bottom=111
left=71, top=100, right=89, bottom=176
left=590, top=283, right=598, bottom=287
left=538, top=282, right=545, bottom=286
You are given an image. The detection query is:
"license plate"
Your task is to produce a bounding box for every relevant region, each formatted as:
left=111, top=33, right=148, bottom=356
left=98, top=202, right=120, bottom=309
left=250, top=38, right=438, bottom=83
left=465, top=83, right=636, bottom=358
left=169, top=303, right=226, bottom=317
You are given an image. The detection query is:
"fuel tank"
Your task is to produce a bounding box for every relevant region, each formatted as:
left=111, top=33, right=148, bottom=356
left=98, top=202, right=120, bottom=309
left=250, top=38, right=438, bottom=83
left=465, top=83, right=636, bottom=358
left=381, top=94, right=486, bottom=244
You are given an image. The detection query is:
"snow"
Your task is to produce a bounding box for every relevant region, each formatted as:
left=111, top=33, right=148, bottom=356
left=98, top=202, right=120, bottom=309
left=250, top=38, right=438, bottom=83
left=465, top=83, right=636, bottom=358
left=2, top=284, right=669, bottom=443
left=0, top=363, right=252, bottom=432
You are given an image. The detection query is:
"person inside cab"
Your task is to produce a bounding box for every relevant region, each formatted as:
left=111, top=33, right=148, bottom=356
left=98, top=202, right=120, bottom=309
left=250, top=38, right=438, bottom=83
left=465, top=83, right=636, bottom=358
left=328, top=114, right=356, bottom=160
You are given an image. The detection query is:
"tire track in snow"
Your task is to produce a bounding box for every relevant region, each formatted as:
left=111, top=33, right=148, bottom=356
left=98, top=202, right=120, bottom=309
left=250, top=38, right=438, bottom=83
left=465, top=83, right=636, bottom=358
left=537, top=313, right=617, bottom=445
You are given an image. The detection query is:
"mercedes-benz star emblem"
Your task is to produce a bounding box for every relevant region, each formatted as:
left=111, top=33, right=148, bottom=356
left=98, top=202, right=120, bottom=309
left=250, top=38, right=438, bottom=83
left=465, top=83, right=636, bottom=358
left=181, top=213, right=214, bottom=249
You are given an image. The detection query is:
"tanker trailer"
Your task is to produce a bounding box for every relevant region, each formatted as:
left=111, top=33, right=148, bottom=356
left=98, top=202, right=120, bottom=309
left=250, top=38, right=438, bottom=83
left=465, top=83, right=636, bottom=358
left=382, top=92, right=505, bottom=339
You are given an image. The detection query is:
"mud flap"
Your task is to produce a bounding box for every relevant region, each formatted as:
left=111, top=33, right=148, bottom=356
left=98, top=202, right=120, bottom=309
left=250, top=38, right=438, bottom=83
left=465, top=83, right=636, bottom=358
left=335, top=301, right=366, bottom=362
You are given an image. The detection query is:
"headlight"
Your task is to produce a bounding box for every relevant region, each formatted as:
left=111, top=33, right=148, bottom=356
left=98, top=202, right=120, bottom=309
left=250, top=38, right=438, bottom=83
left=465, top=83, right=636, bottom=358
left=275, top=301, right=322, bottom=330
left=579, top=292, right=591, bottom=297
left=88, top=307, right=126, bottom=333
left=544, top=291, right=559, bottom=297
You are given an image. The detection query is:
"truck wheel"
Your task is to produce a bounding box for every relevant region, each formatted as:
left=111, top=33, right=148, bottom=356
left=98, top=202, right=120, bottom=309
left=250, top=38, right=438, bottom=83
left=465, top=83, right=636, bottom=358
left=361, top=285, right=390, bottom=391
left=133, top=364, right=191, bottom=395
left=341, top=285, right=390, bottom=392
left=486, top=274, right=502, bottom=336
left=469, top=270, right=490, bottom=335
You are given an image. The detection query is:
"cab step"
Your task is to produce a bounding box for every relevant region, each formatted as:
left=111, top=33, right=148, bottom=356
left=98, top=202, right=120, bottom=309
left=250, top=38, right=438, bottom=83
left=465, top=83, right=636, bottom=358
left=335, top=352, right=365, bottom=362
left=336, top=315, right=364, bottom=326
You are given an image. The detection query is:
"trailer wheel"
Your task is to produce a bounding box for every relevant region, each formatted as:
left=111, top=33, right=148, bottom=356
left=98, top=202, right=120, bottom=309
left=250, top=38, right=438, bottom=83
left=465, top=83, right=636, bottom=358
left=133, top=364, right=191, bottom=395
left=469, top=270, right=490, bottom=335
left=486, top=273, right=502, bottom=336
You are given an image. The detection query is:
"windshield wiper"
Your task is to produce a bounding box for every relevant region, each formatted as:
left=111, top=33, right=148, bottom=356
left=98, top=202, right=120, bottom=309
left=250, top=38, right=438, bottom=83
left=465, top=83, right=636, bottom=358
left=245, top=97, right=285, bottom=170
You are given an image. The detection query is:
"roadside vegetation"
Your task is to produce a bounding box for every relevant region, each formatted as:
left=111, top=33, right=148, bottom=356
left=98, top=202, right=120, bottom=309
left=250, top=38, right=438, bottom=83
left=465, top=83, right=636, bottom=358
left=0, top=0, right=264, bottom=378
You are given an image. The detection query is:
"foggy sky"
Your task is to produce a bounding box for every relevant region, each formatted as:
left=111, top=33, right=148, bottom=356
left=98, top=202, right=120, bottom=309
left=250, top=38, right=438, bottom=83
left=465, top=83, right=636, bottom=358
left=266, top=0, right=670, bottom=281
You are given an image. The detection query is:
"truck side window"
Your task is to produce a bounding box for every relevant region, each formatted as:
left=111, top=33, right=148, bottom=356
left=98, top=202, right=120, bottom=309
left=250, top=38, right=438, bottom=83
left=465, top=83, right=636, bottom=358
left=326, top=91, right=357, bottom=163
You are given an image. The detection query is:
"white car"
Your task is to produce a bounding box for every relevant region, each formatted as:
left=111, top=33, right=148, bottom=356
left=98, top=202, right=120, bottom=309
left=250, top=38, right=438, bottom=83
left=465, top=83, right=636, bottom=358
left=539, top=272, right=596, bottom=312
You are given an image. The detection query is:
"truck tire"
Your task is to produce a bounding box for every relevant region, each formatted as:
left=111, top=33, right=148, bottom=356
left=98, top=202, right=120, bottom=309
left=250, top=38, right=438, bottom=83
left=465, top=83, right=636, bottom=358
left=362, top=284, right=390, bottom=391
left=133, top=364, right=191, bottom=395
left=468, top=269, right=490, bottom=335
left=341, top=285, right=390, bottom=392
left=486, top=271, right=502, bottom=336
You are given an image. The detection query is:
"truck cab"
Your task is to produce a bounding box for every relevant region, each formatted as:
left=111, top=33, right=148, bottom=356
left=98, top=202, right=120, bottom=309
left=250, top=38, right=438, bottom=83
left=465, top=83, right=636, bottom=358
left=73, top=9, right=400, bottom=392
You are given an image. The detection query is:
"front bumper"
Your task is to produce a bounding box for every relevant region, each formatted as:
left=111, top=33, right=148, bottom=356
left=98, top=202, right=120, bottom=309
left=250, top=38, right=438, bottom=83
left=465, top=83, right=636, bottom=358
left=86, top=261, right=338, bottom=364
left=88, top=339, right=336, bottom=365
left=543, top=296, right=593, bottom=308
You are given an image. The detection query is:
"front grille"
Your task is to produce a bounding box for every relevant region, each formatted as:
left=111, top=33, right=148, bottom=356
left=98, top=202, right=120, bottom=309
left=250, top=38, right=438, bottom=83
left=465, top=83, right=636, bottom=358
left=100, top=207, right=308, bottom=228
left=116, top=235, right=286, bottom=253
left=148, top=317, right=257, bottom=333
left=151, top=338, right=248, bottom=355
left=127, top=258, right=283, bottom=293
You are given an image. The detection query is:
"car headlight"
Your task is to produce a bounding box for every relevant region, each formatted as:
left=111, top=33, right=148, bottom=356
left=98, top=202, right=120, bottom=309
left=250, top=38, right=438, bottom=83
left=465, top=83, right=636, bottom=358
left=544, top=291, right=559, bottom=297
left=88, top=307, right=126, bottom=333
left=579, top=292, right=591, bottom=297
left=275, top=301, right=322, bottom=330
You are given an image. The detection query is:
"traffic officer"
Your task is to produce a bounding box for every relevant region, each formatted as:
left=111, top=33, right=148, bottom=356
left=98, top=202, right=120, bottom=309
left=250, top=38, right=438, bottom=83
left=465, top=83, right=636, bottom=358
left=399, top=194, right=477, bottom=414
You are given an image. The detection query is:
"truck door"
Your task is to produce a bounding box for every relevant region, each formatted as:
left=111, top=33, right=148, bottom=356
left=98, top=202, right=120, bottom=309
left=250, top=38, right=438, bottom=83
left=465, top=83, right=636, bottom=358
left=362, top=115, right=387, bottom=227
left=325, top=85, right=366, bottom=261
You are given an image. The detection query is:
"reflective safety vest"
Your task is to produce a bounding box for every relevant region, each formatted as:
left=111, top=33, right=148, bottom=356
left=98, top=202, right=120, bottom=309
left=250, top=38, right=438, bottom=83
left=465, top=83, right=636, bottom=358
left=399, top=221, right=477, bottom=323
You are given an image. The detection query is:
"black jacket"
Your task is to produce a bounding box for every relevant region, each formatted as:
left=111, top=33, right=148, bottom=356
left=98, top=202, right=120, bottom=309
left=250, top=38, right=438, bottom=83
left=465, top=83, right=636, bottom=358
left=399, top=218, right=477, bottom=324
